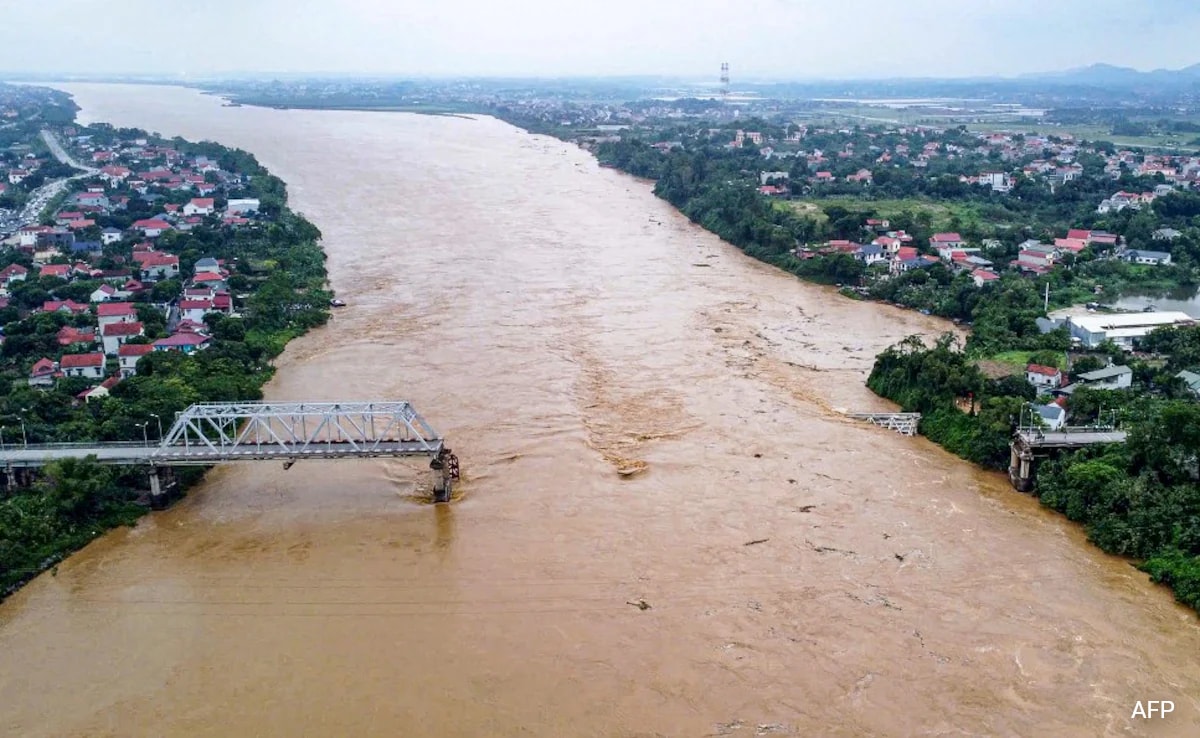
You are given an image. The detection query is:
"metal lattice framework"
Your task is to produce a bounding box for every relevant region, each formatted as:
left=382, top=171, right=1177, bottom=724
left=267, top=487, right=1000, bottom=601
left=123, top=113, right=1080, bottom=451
left=847, top=412, right=921, bottom=437
left=152, top=401, right=442, bottom=464
left=0, top=401, right=444, bottom=468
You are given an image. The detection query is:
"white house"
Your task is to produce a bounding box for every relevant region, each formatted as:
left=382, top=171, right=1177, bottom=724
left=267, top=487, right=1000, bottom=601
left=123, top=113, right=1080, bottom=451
left=100, top=227, right=123, bottom=245
left=972, top=268, right=1000, bottom=287
left=1075, top=364, right=1133, bottom=389
left=182, top=197, right=215, bottom=216
left=1026, top=363, right=1063, bottom=390
left=59, top=353, right=105, bottom=379
left=929, top=232, right=965, bottom=250
left=226, top=198, right=260, bottom=215
left=133, top=251, right=180, bottom=281
left=179, top=299, right=214, bottom=323
left=90, top=284, right=118, bottom=303
left=97, top=301, right=138, bottom=328
left=17, top=225, right=50, bottom=248
left=28, top=357, right=57, bottom=387
left=853, top=243, right=887, bottom=266
left=101, top=321, right=144, bottom=355
left=0, top=263, right=29, bottom=287
left=118, top=343, right=154, bottom=377
left=1035, top=403, right=1067, bottom=431
left=1123, top=249, right=1172, bottom=266
left=133, top=218, right=172, bottom=238
left=79, top=376, right=120, bottom=403
left=978, top=172, right=1013, bottom=192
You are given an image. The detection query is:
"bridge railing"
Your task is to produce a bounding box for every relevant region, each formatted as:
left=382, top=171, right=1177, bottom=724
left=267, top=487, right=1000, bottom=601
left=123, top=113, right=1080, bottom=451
left=4, top=441, right=153, bottom=451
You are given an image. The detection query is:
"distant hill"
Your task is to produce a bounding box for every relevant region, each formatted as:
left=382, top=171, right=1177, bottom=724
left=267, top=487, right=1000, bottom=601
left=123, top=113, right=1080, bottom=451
left=1023, top=62, right=1200, bottom=89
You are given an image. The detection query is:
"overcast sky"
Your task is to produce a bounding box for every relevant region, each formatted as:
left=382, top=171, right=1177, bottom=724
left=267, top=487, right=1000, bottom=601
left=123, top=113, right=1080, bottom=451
left=1, top=0, right=1198, bottom=80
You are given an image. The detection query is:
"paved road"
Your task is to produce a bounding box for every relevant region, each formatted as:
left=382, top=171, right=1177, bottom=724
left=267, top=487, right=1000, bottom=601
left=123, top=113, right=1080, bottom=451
left=0, top=130, right=99, bottom=237
left=40, top=129, right=99, bottom=174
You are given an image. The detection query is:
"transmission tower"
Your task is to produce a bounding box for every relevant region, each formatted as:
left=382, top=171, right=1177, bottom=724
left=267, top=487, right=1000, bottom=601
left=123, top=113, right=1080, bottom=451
left=720, top=62, right=730, bottom=103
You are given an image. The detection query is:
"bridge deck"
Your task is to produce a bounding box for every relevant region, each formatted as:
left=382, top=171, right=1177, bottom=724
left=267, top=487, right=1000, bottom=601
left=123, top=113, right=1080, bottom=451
left=0, top=440, right=442, bottom=468
left=1016, top=430, right=1128, bottom=449
left=0, top=400, right=444, bottom=469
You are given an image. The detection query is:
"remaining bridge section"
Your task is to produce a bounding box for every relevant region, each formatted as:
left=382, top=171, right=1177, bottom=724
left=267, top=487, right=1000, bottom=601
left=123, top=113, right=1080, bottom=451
left=1009, top=427, right=1127, bottom=491
left=846, top=412, right=921, bottom=436
left=0, top=401, right=453, bottom=502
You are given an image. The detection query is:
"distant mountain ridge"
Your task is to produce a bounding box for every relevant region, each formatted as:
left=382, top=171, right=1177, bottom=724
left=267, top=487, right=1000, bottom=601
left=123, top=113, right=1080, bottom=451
left=1022, top=62, right=1200, bottom=87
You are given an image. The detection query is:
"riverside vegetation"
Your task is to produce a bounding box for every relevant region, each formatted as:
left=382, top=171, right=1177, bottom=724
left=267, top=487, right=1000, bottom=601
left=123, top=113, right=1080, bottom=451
left=0, top=87, right=330, bottom=597
left=498, top=114, right=1200, bottom=613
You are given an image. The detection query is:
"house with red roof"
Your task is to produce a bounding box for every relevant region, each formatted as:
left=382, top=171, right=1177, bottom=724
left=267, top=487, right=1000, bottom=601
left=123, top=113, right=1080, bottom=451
left=60, top=353, right=105, bottom=380
left=39, top=263, right=72, bottom=280
left=132, top=251, right=179, bottom=281
left=99, top=165, right=131, bottom=185
left=154, top=332, right=211, bottom=354
left=179, top=299, right=215, bottom=323
left=77, top=375, right=121, bottom=403
left=43, top=299, right=90, bottom=315
left=971, top=269, right=1001, bottom=287
left=57, top=325, right=96, bottom=347
left=132, top=218, right=172, bottom=238
left=101, top=321, right=145, bottom=355
left=1053, top=238, right=1088, bottom=254
left=929, top=232, right=964, bottom=250
left=191, top=272, right=227, bottom=290
left=118, top=343, right=155, bottom=377
left=90, top=284, right=119, bottom=303
left=97, top=301, right=137, bottom=327
left=28, top=357, right=58, bottom=387
left=1025, top=363, right=1063, bottom=390
left=0, top=263, right=29, bottom=287
left=183, top=197, right=215, bottom=216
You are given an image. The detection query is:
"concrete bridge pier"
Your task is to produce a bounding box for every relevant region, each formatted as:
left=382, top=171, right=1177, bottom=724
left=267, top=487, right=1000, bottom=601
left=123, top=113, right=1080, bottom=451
left=3, top=466, right=37, bottom=490
left=148, top=467, right=178, bottom=510
left=430, top=448, right=460, bottom=503
left=1009, top=443, right=1035, bottom=492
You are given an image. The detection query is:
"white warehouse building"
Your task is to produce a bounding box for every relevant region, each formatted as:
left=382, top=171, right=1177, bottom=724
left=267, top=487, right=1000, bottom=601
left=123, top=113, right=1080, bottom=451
left=1066, top=311, right=1194, bottom=349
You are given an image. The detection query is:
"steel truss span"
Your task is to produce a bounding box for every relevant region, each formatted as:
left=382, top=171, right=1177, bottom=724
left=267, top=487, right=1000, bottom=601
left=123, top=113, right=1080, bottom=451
left=0, top=401, right=444, bottom=468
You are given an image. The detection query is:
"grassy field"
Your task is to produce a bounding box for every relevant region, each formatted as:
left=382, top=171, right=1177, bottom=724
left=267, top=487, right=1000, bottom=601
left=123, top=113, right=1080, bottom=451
left=799, top=102, right=1200, bottom=152
left=965, top=121, right=1197, bottom=151
left=985, top=350, right=1069, bottom=371
left=781, top=197, right=983, bottom=230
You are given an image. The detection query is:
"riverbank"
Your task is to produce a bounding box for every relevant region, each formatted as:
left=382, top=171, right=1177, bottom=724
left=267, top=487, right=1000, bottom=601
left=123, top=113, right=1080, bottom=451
left=0, top=92, right=332, bottom=599
left=6, top=82, right=1199, bottom=737
left=482, top=113, right=1200, bottom=617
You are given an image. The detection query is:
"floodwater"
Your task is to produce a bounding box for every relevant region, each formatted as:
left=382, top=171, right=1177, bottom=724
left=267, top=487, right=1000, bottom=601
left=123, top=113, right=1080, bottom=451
left=1115, top=287, right=1200, bottom=319
left=1, top=84, right=1198, bottom=737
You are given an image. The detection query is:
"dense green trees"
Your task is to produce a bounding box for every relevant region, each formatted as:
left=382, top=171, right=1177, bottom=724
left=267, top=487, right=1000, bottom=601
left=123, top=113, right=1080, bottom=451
left=0, top=109, right=331, bottom=598
left=871, top=335, right=1200, bottom=613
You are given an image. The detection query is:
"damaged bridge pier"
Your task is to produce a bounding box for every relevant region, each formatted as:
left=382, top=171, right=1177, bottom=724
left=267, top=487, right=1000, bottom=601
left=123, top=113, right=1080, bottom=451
left=1008, top=428, right=1127, bottom=492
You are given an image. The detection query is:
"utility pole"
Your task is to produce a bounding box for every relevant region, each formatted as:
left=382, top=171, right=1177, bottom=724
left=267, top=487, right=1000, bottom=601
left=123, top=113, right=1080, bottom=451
left=1043, top=282, right=1050, bottom=313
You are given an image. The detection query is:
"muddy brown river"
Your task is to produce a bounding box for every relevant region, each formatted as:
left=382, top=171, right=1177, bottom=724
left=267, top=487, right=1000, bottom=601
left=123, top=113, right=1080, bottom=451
left=1, top=84, right=1198, bottom=737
